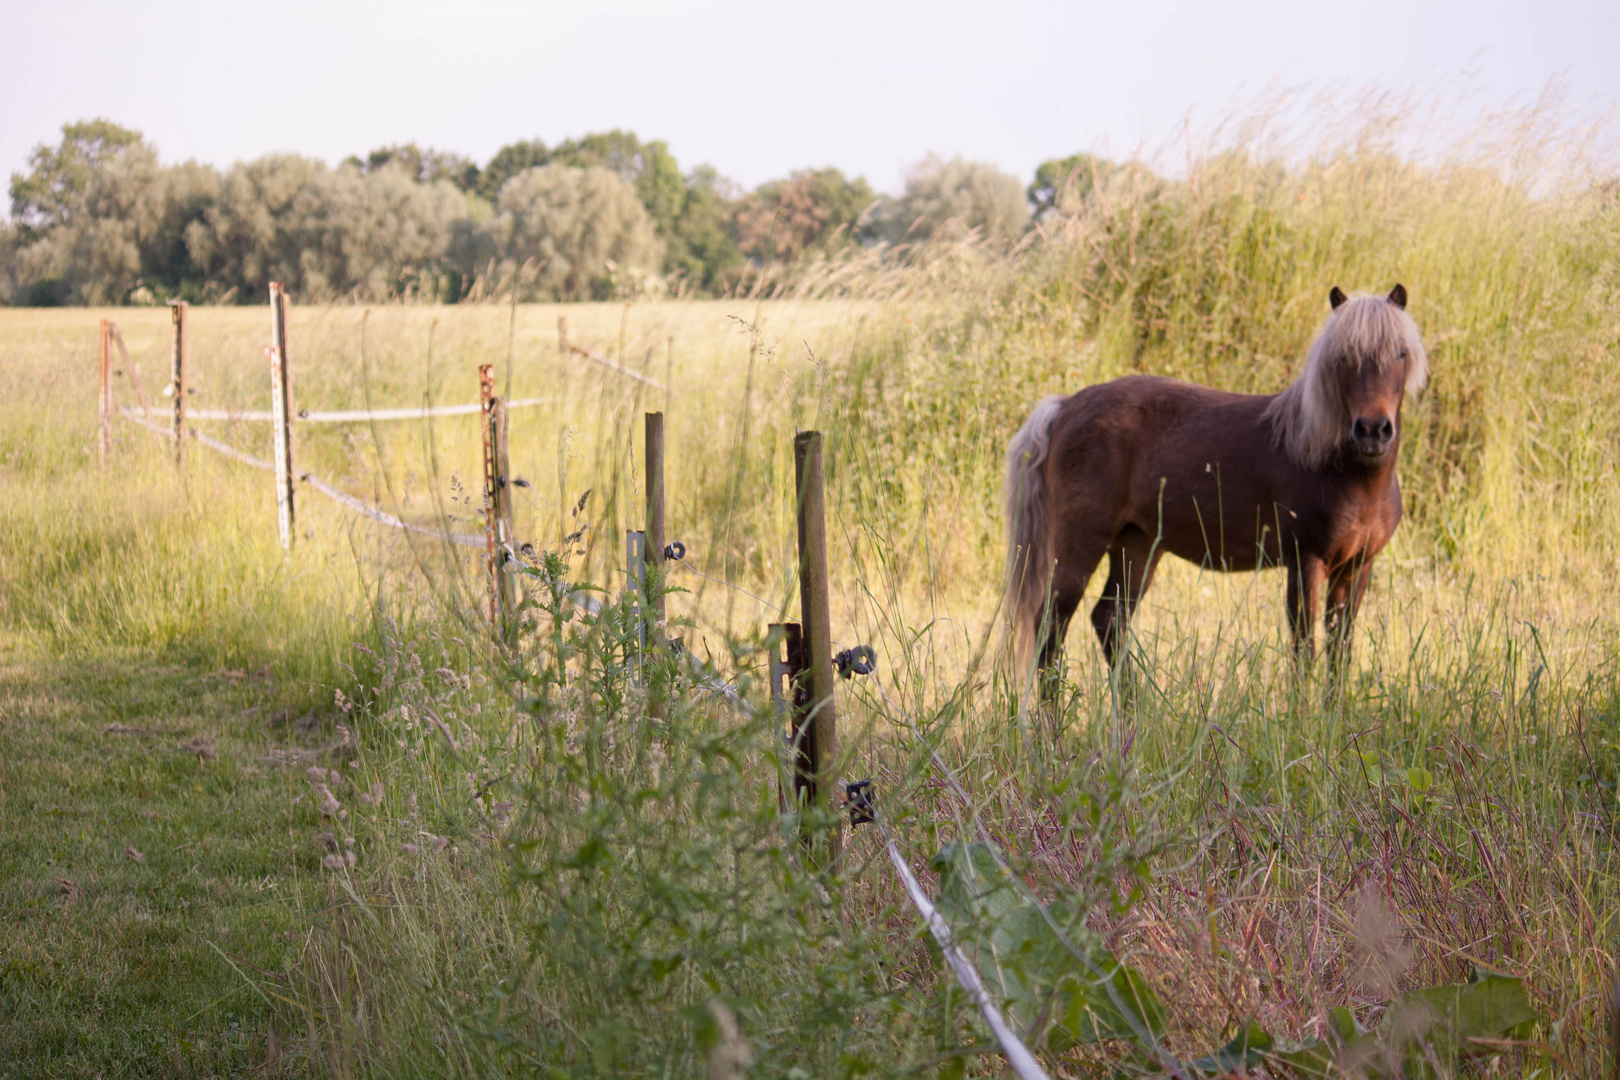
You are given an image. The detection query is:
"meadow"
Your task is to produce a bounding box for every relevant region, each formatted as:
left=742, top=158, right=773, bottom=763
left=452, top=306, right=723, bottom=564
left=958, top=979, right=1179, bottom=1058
left=2, top=99, right=1620, bottom=1078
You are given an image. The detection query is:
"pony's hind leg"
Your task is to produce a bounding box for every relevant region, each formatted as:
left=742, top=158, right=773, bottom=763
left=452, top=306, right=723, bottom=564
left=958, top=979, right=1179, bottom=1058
left=1034, top=535, right=1109, bottom=687
left=1035, top=563, right=1090, bottom=674
left=1090, top=526, right=1163, bottom=668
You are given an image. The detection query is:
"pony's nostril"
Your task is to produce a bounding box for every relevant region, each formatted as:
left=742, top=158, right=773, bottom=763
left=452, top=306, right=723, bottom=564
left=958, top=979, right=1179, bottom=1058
left=1354, top=417, right=1394, bottom=444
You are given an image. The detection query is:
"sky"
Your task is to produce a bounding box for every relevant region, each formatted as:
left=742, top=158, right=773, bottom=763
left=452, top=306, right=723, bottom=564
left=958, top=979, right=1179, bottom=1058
left=3, top=0, right=1618, bottom=200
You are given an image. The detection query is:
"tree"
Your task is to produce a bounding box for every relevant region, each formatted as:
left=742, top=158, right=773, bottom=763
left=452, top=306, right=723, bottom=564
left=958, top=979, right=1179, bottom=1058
left=482, top=132, right=744, bottom=290
left=486, top=164, right=662, bottom=300
left=295, top=163, right=469, bottom=300
left=3, top=120, right=224, bottom=304
left=732, top=168, right=874, bottom=265
left=9, top=119, right=146, bottom=239
left=1028, top=153, right=1113, bottom=218
left=351, top=143, right=479, bottom=193
left=479, top=139, right=549, bottom=201
left=664, top=164, right=742, bottom=292
left=863, top=156, right=1028, bottom=246
left=188, top=156, right=466, bottom=302
left=186, top=154, right=326, bottom=300
left=551, top=131, right=689, bottom=248
left=140, top=162, right=221, bottom=296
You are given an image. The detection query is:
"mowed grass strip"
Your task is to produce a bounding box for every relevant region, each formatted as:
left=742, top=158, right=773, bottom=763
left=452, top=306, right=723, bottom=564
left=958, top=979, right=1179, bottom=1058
left=0, top=645, right=336, bottom=1076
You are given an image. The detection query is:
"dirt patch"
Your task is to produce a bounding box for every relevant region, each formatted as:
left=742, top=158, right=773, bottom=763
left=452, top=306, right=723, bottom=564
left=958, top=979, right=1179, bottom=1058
left=103, top=722, right=160, bottom=736
left=264, top=746, right=317, bottom=769
left=177, top=734, right=216, bottom=760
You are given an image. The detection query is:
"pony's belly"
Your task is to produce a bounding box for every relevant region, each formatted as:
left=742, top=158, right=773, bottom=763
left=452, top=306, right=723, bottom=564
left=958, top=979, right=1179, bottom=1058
left=1151, top=496, right=1289, bottom=571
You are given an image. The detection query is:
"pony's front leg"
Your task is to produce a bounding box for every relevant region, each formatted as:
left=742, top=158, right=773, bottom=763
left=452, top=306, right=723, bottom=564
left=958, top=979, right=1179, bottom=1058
left=1324, top=560, right=1373, bottom=678
left=1285, top=555, right=1326, bottom=666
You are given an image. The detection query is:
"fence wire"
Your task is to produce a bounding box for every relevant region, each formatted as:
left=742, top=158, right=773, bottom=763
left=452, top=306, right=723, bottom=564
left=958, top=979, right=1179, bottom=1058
left=118, top=406, right=484, bottom=548
left=122, top=396, right=557, bottom=424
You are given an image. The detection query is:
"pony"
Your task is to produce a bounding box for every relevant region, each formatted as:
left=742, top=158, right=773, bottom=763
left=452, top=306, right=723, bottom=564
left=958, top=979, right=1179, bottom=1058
left=1005, top=285, right=1427, bottom=679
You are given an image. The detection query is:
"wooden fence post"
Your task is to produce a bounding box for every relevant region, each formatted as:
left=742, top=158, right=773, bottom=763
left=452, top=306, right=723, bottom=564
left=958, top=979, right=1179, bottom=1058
left=645, top=411, right=666, bottom=718
left=98, top=318, right=110, bottom=466
left=268, top=283, right=295, bottom=550
left=169, top=301, right=188, bottom=467
left=793, top=430, right=840, bottom=866
left=557, top=315, right=568, bottom=360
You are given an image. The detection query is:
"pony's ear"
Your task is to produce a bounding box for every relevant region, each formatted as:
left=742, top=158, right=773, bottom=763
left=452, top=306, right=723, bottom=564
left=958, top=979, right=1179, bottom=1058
left=1329, top=286, right=1348, bottom=310
left=1387, top=283, right=1407, bottom=309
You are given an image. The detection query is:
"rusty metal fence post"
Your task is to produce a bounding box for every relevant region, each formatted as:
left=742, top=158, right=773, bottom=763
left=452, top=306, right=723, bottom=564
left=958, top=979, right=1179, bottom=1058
left=479, top=364, right=502, bottom=628
left=268, top=283, right=295, bottom=550
left=169, top=301, right=188, bottom=467
left=793, top=430, right=840, bottom=866
left=770, top=622, right=811, bottom=811
left=492, top=396, right=515, bottom=638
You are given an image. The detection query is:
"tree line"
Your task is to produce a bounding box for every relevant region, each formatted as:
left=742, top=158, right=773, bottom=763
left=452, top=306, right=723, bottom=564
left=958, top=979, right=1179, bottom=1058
left=0, top=119, right=1116, bottom=305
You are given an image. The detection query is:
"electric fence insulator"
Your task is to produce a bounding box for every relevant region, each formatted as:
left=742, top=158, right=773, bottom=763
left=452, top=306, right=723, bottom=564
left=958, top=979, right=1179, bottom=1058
left=834, top=645, right=876, bottom=679
left=846, top=779, right=875, bottom=827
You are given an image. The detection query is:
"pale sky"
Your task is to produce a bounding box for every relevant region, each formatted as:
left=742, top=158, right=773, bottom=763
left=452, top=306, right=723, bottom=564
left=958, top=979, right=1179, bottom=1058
left=4, top=0, right=1617, bottom=200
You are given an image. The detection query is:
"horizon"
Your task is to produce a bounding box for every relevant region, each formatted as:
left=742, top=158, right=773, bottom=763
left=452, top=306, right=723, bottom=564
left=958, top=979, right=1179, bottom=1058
left=5, top=0, right=1619, bottom=210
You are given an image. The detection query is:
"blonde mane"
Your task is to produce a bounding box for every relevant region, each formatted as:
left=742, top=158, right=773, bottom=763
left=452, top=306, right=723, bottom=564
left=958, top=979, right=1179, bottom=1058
left=1263, top=292, right=1429, bottom=468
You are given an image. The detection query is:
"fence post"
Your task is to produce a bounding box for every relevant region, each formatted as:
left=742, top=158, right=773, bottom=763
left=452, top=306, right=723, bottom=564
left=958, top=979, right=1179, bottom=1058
left=169, top=301, right=188, bottom=467
left=98, top=318, right=110, bottom=466
left=268, top=283, right=295, bottom=550
left=645, top=411, right=666, bottom=718
left=492, top=396, right=516, bottom=637
left=557, top=315, right=568, bottom=359
left=770, top=623, right=811, bottom=812
left=479, top=364, right=502, bottom=629
left=793, top=430, right=840, bottom=866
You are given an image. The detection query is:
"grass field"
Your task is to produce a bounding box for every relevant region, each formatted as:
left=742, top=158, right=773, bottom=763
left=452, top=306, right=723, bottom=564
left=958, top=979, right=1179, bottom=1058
left=3, top=106, right=1620, bottom=1077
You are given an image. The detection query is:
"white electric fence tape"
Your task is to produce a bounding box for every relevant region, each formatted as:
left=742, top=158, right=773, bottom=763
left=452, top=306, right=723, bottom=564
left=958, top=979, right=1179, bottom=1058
left=297, top=471, right=484, bottom=547
left=878, top=820, right=1051, bottom=1080
left=564, top=343, right=666, bottom=391
left=119, top=406, right=484, bottom=548
left=122, top=396, right=556, bottom=424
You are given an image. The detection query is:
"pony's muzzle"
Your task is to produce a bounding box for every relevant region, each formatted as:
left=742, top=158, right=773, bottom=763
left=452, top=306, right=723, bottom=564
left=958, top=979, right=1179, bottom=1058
left=1352, top=415, right=1395, bottom=457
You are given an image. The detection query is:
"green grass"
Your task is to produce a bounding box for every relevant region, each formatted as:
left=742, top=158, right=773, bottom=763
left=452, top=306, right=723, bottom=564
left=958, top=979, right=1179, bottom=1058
left=0, top=646, right=311, bottom=1076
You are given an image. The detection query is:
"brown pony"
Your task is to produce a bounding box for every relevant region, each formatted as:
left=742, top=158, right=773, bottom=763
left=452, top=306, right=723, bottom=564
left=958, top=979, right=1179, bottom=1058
left=1005, top=285, right=1428, bottom=677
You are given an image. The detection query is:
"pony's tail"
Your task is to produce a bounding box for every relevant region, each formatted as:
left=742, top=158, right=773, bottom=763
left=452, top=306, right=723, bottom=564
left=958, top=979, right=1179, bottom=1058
left=1004, top=395, right=1066, bottom=669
